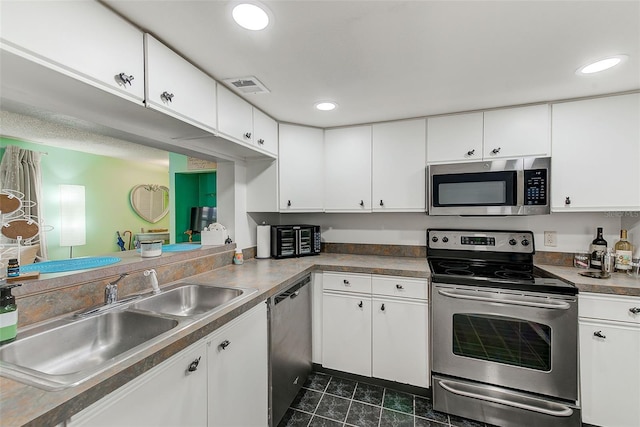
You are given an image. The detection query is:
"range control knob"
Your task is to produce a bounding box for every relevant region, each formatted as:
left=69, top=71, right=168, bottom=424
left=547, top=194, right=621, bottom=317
left=431, top=236, right=439, bottom=243
left=442, top=237, right=449, bottom=243
left=521, top=239, right=530, bottom=247
left=509, top=238, right=517, bottom=246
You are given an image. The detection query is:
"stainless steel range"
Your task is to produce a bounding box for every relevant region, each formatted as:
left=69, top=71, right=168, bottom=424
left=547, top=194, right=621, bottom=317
left=428, top=229, right=580, bottom=427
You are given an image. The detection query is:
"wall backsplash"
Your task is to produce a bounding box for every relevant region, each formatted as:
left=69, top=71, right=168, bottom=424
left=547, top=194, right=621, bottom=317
left=262, top=211, right=633, bottom=255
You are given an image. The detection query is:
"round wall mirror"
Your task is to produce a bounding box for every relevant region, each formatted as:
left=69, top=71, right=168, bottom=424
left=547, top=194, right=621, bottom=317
left=130, top=184, right=169, bottom=223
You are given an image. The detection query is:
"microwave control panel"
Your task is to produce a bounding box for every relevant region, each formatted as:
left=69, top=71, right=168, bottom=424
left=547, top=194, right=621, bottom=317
left=524, top=169, right=547, bottom=205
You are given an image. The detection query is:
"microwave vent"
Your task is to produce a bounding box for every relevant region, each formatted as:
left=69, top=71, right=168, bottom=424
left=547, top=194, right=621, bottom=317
left=223, top=76, right=270, bottom=94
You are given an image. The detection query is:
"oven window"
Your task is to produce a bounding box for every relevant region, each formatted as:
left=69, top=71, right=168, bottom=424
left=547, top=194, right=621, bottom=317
left=452, top=314, right=551, bottom=371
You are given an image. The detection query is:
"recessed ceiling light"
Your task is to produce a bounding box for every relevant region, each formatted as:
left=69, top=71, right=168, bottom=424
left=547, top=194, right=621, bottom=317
left=577, top=55, right=628, bottom=75
left=315, top=102, right=337, bottom=111
left=232, top=3, right=269, bottom=31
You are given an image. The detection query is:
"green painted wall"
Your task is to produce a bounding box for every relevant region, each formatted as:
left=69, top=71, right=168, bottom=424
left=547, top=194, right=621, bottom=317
left=0, top=137, right=170, bottom=260
left=169, top=153, right=216, bottom=243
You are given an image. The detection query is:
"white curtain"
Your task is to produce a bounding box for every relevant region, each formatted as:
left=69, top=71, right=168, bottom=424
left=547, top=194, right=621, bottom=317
left=0, top=145, right=48, bottom=260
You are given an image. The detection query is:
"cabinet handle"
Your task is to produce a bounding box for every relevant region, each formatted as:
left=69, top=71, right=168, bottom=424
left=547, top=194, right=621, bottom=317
left=467, top=149, right=475, bottom=156
left=593, top=331, right=606, bottom=339
left=161, top=91, right=174, bottom=103
left=630, top=307, right=640, bottom=314
left=396, top=284, right=404, bottom=290
left=379, top=200, right=384, bottom=207
left=287, top=200, right=292, bottom=207
left=220, top=340, right=231, bottom=350
left=244, top=132, right=252, bottom=139
left=358, top=301, right=363, bottom=308
left=359, top=200, right=364, bottom=207
left=380, top=303, right=385, bottom=311
left=491, top=147, right=501, bottom=154
left=187, top=356, right=201, bottom=372
left=343, top=279, right=351, bottom=286
left=117, top=72, right=134, bottom=86
left=565, top=196, right=571, bottom=205
left=257, top=138, right=265, bottom=145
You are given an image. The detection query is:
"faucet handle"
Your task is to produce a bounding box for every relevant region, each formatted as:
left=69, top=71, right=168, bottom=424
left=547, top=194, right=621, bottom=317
left=105, top=283, right=118, bottom=304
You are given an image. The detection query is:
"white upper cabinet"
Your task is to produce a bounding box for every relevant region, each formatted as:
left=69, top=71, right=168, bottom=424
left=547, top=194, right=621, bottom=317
left=252, top=108, right=278, bottom=156
left=427, top=105, right=550, bottom=163
left=217, top=85, right=277, bottom=157
left=324, top=125, right=372, bottom=212
left=427, top=112, right=483, bottom=163
left=144, top=34, right=217, bottom=132
left=372, top=119, right=426, bottom=211
left=483, top=104, right=550, bottom=159
left=0, top=0, right=144, bottom=103
left=217, top=85, right=254, bottom=145
left=279, top=124, right=324, bottom=212
left=551, top=93, right=640, bottom=212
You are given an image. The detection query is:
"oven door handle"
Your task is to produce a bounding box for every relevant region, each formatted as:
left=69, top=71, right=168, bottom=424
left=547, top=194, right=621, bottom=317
left=437, top=380, right=574, bottom=417
left=437, top=289, right=571, bottom=310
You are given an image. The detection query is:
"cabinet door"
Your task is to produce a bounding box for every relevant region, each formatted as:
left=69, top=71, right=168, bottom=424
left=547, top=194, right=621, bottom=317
left=207, top=303, right=268, bottom=427
left=551, top=93, right=640, bottom=211
left=144, top=34, right=217, bottom=131
left=372, top=297, right=428, bottom=387
left=372, top=119, right=426, bottom=212
left=579, top=319, right=640, bottom=427
left=279, top=124, right=324, bottom=212
left=68, top=341, right=208, bottom=427
left=483, top=104, right=550, bottom=159
left=253, top=108, right=278, bottom=156
left=0, top=1, right=144, bottom=103
left=217, top=85, right=254, bottom=144
left=427, top=112, right=483, bottom=163
left=322, top=292, right=371, bottom=377
left=324, top=126, right=372, bottom=212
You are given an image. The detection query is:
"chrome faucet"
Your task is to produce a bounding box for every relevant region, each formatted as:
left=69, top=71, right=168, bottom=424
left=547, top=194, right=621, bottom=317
left=105, top=273, right=128, bottom=304
left=144, top=269, right=161, bottom=294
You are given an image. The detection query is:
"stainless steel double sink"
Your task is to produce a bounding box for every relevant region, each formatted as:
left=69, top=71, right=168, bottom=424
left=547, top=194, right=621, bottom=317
left=0, top=283, right=257, bottom=390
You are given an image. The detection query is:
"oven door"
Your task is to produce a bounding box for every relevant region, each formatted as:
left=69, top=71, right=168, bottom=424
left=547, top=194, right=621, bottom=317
left=431, top=283, right=578, bottom=401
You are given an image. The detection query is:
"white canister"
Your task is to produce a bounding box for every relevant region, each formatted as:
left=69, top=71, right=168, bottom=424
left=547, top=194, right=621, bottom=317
left=256, top=224, right=271, bottom=259
left=140, top=240, right=163, bottom=257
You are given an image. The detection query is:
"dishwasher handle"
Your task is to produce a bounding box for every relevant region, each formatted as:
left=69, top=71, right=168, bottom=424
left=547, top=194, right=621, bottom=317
left=273, top=275, right=310, bottom=305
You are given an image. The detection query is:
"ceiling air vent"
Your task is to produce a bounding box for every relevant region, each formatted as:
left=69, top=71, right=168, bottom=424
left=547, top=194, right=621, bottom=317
left=222, top=76, right=270, bottom=94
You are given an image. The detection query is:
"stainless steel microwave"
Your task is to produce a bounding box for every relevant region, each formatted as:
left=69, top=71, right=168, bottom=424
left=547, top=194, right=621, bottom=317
left=428, top=157, right=550, bottom=216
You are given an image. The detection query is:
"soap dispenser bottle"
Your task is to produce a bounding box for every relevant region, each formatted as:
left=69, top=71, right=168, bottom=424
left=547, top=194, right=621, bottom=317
left=0, top=282, right=21, bottom=344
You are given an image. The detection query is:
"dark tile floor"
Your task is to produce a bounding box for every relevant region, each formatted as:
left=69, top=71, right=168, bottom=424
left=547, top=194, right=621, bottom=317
left=277, top=372, right=493, bottom=427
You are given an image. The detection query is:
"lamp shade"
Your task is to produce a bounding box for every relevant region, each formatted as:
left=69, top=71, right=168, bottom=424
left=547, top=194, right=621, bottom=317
left=59, top=185, right=86, bottom=247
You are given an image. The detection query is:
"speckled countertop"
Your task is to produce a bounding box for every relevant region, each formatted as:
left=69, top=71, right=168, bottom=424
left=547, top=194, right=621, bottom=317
left=2, top=254, right=638, bottom=426
left=536, top=264, right=640, bottom=297
left=0, top=253, right=430, bottom=427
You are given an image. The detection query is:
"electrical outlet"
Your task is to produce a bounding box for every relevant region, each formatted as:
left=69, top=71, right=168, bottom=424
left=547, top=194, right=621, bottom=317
left=544, top=231, right=557, bottom=247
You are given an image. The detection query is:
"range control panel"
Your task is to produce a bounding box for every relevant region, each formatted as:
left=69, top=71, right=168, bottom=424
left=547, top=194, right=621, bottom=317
left=427, top=229, right=535, bottom=254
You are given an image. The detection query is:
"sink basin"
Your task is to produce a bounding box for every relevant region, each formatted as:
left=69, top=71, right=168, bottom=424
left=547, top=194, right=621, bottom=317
left=0, top=310, right=178, bottom=390
left=130, top=284, right=246, bottom=317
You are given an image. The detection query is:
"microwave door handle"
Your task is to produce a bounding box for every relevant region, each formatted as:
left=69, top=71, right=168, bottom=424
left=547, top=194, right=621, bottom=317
left=516, top=169, right=525, bottom=207
left=437, top=380, right=574, bottom=418
left=296, top=229, right=301, bottom=255
left=437, top=289, right=571, bottom=310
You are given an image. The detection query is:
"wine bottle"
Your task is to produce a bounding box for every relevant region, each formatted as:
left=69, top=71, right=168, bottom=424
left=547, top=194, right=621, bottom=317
left=589, top=227, right=607, bottom=269
left=614, top=229, right=633, bottom=272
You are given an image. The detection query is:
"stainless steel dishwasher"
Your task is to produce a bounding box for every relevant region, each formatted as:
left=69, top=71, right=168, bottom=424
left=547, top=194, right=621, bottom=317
left=268, top=274, right=312, bottom=427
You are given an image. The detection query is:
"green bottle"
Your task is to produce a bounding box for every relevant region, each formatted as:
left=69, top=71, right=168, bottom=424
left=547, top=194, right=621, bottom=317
left=0, top=283, right=21, bottom=344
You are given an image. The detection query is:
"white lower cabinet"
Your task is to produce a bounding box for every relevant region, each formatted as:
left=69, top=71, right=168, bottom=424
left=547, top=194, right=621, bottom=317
left=578, top=293, right=640, bottom=427
left=68, top=303, right=268, bottom=427
left=372, top=296, right=428, bottom=387
left=322, top=291, right=372, bottom=377
left=207, top=302, right=268, bottom=427
left=68, top=341, right=208, bottom=427
left=321, top=272, right=429, bottom=388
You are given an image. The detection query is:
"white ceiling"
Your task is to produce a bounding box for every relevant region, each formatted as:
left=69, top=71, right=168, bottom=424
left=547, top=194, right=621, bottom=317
left=102, top=0, right=640, bottom=128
